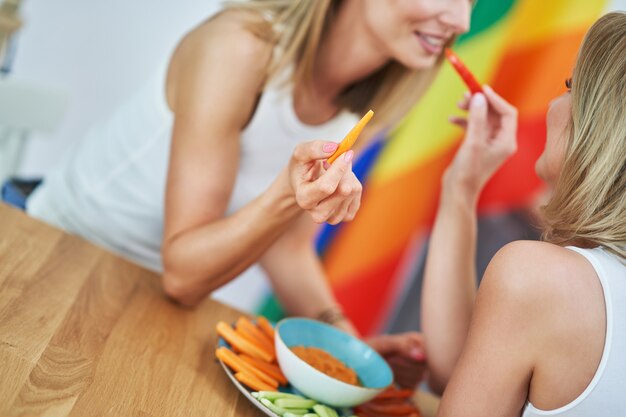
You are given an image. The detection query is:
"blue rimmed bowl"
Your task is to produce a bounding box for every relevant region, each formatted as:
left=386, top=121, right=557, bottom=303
left=275, top=318, right=392, bottom=408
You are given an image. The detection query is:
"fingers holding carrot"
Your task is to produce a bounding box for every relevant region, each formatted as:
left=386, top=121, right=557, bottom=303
left=285, top=110, right=373, bottom=225
left=326, top=109, right=373, bottom=164
left=288, top=142, right=360, bottom=225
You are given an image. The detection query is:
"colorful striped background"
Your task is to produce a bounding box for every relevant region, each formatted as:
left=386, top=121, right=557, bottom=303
left=260, top=0, right=621, bottom=335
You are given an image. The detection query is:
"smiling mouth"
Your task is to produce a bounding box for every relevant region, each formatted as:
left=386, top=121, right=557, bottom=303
left=415, top=32, right=447, bottom=54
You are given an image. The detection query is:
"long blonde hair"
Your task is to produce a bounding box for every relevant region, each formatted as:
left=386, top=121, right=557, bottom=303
left=542, top=12, right=626, bottom=259
left=223, top=0, right=445, bottom=133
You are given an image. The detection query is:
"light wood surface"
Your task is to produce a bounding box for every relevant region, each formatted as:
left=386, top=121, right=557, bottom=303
left=0, top=203, right=439, bottom=417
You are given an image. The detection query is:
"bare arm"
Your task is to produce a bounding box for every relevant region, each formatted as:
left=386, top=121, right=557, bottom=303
left=259, top=214, right=358, bottom=332
left=422, top=87, right=518, bottom=393
left=161, top=14, right=361, bottom=306
left=437, top=245, right=536, bottom=417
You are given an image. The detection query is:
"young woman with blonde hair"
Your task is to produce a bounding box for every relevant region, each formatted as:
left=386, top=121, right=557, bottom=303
left=25, top=0, right=472, bottom=383
left=421, top=11, right=626, bottom=415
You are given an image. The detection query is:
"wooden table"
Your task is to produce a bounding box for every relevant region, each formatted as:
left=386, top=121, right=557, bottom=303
left=0, top=203, right=439, bottom=417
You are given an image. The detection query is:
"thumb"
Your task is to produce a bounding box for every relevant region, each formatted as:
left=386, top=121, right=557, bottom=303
left=466, top=93, right=488, bottom=144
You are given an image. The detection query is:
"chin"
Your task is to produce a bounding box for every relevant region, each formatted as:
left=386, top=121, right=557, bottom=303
left=402, top=54, right=439, bottom=70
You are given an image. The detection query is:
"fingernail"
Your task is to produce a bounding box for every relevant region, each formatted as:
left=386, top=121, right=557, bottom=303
left=483, top=85, right=493, bottom=93
left=323, top=142, right=338, bottom=153
left=472, top=93, right=486, bottom=107
left=410, top=348, right=426, bottom=361
left=323, top=161, right=330, bottom=170
left=343, top=150, right=354, bottom=162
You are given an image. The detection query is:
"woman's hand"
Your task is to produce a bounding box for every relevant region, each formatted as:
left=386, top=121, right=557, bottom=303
left=288, top=141, right=362, bottom=225
left=367, top=332, right=427, bottom=389
left=446, top=86, right=518, bottom=202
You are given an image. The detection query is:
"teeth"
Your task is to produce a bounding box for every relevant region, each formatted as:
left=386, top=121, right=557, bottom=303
left=419, top=34, right=444, bottom=47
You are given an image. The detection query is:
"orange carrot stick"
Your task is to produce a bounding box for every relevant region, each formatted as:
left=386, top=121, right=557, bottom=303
left=216, top=347, right=279, bottom=388
left=236, top=317, right=274, bottom=352
left=239, top=353, right=288, bottom=385
left=234, top=371, right=276, bottom=392
left=216, top=321, right=274, bottom=362
left=234, top=325, right=274, bottom=359
left=256, top=316, right=275, bottom=341
left=326, top=110, right=374, bottom=164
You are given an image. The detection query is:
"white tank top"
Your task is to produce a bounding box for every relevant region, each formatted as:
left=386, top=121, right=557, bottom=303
left=523, top=246, right=626, bottom=417
left=26, top=56, right=357, bottom=308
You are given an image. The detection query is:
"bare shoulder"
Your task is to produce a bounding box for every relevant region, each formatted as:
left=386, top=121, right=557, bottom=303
left=481, top=241, right=601, bottom=303
left=178, top=9, right=272, bottom=64
left=479, top=240, right=604, bottom=346
left=166, top=9, right=274, bottom=111
left=485, top=240, right=597, bottom=289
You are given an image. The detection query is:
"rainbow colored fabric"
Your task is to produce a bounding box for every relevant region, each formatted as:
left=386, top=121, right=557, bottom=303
left=260, top=0, right=619, bottom=335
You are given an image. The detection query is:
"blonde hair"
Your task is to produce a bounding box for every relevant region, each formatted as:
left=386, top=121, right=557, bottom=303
left=542, top=12, right=626, bottom=259
left=223, top=0, right=446, bottom=133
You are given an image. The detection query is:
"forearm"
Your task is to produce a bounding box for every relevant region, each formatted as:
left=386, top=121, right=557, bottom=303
left=260, top=223, right=359, bottom=336
left=162, top=170, right=301, bottom=305
left=422, top=180, right=478, bottom=393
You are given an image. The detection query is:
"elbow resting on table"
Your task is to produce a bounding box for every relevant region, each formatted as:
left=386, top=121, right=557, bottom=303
left=161, top=243, right=215, bottom=307
left=162, top=271, right=202, bottom=307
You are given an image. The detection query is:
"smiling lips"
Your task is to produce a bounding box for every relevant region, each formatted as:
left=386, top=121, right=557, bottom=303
left=415, top=31, right=447, bottom=54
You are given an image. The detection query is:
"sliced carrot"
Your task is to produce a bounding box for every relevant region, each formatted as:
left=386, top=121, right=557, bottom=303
left=215, top=347, right=245, bottom=372
left=326, top=110, right=374, bottom=164
left=256, top=316, right=275, bottom=341
left=234, top=371, right=276, bottom=392
left=239, top=353, right=288, bottom=385
left=234, top=325, right=274, bottom=360
left=216, top=321, right=274, bottom=362
left=216, top=347, right=279, bottom=388
left=237, top=317, right=274, bottom=350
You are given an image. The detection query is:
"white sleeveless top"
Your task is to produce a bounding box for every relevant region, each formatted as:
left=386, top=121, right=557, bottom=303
left=27, top=56, right=357, bottom=308
left=523, top=246, right=626, bottom=417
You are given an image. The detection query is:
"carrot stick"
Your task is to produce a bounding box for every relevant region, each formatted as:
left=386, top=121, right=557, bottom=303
left=234, top=371, right=276, bottom=392
left=256, top=317, right=276, bottom=341
left=233, top=324, right=274, bottom=360
left=236, top=317, right=274, bottom=352
left=444, top=48, right=483, bottom=94
left=216, top=347, right=279, bottom=388
left=326, top=109, right=374, bottom=164
left=216, top=321, right=274, bottom=362
left=239, top=353, right=288, bottom=385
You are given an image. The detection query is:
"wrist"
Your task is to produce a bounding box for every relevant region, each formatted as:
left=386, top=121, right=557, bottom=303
left=441, top=169, right=481, bottom=210
left=265, top=168, right=301, bottom=217
left=315, top=305, right=359, bottom=337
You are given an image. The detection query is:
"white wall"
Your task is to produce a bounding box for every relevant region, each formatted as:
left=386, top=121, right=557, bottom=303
left=12, top=0, right=220, bottom=176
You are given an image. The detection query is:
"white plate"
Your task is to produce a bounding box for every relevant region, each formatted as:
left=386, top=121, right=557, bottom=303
left=216, top=336, right=351, bottom=417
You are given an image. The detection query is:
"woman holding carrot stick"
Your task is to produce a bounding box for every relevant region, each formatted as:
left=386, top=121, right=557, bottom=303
left=25, top=0, right=470, bottom=380
left=421, top=12, right=626, bottom=416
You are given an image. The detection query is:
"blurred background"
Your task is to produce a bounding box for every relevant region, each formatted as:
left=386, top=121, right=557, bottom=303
left=1, top=0, right=623, bottom=335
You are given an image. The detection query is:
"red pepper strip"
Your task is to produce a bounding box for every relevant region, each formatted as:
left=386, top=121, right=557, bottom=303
left=357, top=402, right=419, bottom=416
left=445, top=48, right=483, bottom=94
left=374, top=388, right=414, bottom=400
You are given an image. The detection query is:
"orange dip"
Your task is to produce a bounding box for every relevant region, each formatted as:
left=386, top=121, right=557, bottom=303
left=291, top=346, right=360, bottom=386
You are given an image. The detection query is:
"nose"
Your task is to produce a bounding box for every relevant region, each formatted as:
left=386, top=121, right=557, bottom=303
left=440, top=0, right=471, bottom=34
